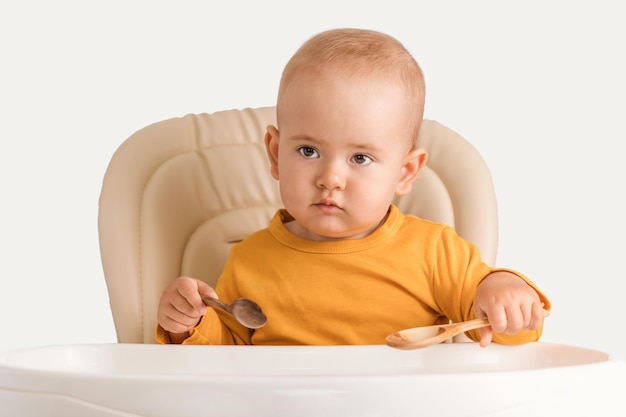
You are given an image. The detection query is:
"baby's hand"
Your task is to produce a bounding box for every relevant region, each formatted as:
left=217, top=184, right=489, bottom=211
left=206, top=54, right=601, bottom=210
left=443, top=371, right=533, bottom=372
left=157, top=276, right=217, bottom=342
left=473, top=271, right=545, bottom=347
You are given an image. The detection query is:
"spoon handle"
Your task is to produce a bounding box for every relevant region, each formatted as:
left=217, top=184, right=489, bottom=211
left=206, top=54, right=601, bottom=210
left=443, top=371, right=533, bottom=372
left=201, top=296, right=230, bottom=313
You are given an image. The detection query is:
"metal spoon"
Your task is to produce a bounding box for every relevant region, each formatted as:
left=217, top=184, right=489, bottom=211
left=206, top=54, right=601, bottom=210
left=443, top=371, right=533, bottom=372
left=202, top=296, right=267, bottom=329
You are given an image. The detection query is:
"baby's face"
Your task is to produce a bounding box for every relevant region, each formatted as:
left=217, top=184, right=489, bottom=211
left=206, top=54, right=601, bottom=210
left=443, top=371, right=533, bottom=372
left=268, top=72, right=419, bottom=241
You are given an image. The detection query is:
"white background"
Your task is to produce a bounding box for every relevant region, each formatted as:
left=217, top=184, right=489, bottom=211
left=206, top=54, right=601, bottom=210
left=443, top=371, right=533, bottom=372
left=1, top=1, right=624, bottom=361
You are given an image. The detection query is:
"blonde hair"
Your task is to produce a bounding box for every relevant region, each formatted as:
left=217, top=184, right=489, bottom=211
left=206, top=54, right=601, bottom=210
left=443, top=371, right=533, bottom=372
left=277, top=28, right=425, bottom=147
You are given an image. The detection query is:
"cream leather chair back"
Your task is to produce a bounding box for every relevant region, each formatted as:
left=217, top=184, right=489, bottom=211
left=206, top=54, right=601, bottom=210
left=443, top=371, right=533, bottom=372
left=98, top=107, right=498, bottom=343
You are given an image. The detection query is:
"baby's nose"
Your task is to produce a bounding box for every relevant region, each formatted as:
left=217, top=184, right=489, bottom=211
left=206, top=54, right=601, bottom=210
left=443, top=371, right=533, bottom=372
left=316, top=162, right=346, bottom=189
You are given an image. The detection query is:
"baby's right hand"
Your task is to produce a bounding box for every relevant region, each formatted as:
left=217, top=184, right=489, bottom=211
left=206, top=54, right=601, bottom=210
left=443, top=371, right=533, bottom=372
left=157, top=276, right=217, bottom=339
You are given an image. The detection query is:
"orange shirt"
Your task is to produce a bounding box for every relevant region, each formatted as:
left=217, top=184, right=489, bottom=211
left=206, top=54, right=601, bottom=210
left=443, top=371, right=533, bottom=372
left=156, top=205, right=550, bottom=345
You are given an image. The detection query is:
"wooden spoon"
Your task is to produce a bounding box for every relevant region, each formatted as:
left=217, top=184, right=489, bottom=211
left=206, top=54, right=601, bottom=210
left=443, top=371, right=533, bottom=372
left=386, top=310, right=550, bottom=350
left=202, top=296, right=267, bottom=329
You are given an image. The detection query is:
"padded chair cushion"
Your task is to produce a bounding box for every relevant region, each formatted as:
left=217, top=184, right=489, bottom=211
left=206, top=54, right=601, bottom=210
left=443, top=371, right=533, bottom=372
left=98, top=107, right=497, bottom=343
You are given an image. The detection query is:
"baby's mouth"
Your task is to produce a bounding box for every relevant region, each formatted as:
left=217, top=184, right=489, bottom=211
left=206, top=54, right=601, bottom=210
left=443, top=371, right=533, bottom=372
left=315, top=199, right=342, bottom=212
left=317, top=198, right=338, bottom=207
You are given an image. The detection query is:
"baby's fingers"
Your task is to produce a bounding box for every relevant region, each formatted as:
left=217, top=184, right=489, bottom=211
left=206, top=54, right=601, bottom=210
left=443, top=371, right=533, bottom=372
left=160, top=306, right=202, bottom=334
left=173, top=277, right=210, bottom=315
left=478, top=327, right=493, bottom=347
left=170, top=293, right=206, bottom=319
left=527, top=303, right=549, bottom=330
left=483, top=305, right=528, bottom=335
left=503, top=303, right=548, bottom=334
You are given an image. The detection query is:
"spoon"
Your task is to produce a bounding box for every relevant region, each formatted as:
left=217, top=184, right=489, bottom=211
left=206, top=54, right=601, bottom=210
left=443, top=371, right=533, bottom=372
left=202, top=296, right=267, bottom=329
left=386, top=310, right=550, bottom=350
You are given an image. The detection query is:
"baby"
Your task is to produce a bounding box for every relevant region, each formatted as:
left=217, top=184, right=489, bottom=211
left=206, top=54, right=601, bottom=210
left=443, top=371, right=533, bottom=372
left=156, top=28, right=550, bottom=346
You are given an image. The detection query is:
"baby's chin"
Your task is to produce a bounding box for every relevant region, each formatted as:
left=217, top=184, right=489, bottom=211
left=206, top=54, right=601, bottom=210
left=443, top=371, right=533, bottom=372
left=300, top=224, right=377, bottom=242
left=285, top=212, right=380, bottom=241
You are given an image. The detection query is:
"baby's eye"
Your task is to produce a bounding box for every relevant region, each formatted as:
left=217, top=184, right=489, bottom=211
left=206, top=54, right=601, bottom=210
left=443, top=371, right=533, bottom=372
left=351, top=154, right=373, bottom=165
left=298, top=146, right=319, bottom=158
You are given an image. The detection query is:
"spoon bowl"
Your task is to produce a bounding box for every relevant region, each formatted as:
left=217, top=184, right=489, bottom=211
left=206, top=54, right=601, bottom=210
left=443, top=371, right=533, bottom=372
left=202, top=296, right=267, bottom=329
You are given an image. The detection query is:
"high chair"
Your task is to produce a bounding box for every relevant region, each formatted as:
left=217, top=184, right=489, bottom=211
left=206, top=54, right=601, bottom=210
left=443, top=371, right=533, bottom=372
left=97, top=106, right=498, bottom=344
left=2, top=107, right=620, bottom=417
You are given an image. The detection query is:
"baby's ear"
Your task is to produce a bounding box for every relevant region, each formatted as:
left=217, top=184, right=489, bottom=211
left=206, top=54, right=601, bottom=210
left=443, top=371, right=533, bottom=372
left=395, top=148, right=428, bottom=196
left=264, top=125, right=280, bottom=180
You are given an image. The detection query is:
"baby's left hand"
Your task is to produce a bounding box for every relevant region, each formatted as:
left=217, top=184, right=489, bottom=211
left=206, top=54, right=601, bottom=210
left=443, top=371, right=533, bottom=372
left=473, top=271, right=545, bottom=347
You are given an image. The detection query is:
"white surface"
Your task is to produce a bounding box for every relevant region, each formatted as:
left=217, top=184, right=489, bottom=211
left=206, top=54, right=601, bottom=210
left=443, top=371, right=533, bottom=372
left=1, top=1, right=625, bottom=361
left=1, top=342, right=625, bottom=417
